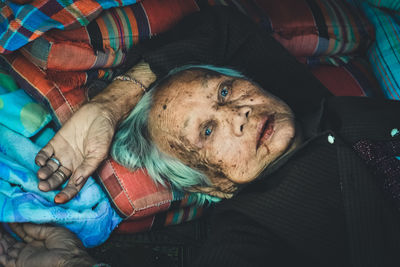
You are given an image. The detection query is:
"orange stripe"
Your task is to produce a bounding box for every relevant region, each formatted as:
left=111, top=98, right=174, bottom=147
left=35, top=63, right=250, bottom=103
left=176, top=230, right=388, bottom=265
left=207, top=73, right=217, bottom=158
left=123, top=6, right=139, bottom=46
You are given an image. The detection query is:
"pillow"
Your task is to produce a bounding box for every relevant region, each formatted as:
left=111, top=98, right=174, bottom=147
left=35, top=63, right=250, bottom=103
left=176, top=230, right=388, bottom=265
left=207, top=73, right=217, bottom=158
left=359, top=2, right=400, bottom=100
left=202, top=0, right=375, bottom=57
left=20, top=0, right=200, bottom=71
left=97, top=159, right=206, bottom=233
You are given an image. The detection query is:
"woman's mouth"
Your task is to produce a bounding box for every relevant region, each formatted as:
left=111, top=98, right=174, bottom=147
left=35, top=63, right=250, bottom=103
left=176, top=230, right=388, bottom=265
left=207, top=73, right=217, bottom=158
left=256, top=114, right=275, bottom=149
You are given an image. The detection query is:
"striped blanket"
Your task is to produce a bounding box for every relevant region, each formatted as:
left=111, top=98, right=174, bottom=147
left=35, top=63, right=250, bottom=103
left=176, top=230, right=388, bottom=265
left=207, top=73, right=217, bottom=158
left=0, top=0, right=138, bottom=53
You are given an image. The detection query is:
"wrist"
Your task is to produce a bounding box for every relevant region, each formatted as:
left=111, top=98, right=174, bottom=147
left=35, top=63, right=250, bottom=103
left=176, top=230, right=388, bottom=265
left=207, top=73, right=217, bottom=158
left=90, top=81, right=145, bottom=126
left=125, top=60, right=156, bottom=88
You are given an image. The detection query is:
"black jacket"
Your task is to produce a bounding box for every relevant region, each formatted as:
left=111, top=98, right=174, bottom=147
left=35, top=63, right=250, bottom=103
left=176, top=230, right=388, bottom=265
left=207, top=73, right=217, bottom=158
left=193, top=96, right=400, bottom=267
left=125, top=6, right=400, bottom=267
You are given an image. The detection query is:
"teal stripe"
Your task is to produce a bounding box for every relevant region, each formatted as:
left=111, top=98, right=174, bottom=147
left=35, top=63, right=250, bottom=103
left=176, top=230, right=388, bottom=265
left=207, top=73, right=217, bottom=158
left=332, top=0, right=356, bottom=53
left=172, top=209, right=183, bottom=224
left=117, top=7, right=134, bottom=50
left=102, top=11, right=119, bottom=50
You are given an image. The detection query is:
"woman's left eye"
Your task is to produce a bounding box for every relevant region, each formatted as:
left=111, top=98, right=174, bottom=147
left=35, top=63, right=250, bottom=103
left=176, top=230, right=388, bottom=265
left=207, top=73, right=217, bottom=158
left=220, top=86, right=229, bottom=97
left=204, top=127, right=212, bottom=136
left=218, top=82, right=232, bottom=102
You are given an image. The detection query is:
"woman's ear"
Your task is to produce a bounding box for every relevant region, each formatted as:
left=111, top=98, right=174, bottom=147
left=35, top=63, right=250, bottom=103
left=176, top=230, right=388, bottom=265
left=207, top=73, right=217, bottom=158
left=187, top=176, right=238, bottom=199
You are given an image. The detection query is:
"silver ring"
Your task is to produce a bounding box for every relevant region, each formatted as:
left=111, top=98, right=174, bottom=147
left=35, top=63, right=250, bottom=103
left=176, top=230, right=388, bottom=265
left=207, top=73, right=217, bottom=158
left=50, top=157, right=60, bottom=166
left=55, top=170, right=67, bottom=180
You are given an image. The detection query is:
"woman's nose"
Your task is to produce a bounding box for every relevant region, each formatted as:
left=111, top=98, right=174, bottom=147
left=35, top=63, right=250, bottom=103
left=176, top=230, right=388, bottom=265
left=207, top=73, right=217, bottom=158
left=232, top=106, right=251, bottom=136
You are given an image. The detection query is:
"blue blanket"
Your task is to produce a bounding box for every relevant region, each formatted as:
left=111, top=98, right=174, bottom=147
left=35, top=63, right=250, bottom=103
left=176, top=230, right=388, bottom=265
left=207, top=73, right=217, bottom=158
left=0, top=72, right=122, bottom=248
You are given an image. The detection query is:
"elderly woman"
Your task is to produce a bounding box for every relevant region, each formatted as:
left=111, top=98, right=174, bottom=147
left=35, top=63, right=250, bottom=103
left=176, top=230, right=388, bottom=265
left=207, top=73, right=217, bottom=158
left=111, top=65, right=301, bottom=200
left=2, top=6, right=400, bottom=267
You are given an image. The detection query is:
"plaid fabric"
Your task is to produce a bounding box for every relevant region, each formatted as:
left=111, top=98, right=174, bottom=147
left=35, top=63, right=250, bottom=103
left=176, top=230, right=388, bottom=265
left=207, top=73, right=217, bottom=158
left=0, top=52, right=206, bottom=232
left=203, top=0, right=374, bottom=57
left=0, top=0, right=139, bottom=54
left=365, top=0, right=400, bottom=11
left=1, top=0, right=206, bottom=234
left=310, top=57, right=383, bottom=97
left=358, top=2, right=400, bottom=100
left=3, top=0, right=200, bottom=127
left=20, top=0, right=200, bottom=71
left=97, top=159, right=205, bottom=233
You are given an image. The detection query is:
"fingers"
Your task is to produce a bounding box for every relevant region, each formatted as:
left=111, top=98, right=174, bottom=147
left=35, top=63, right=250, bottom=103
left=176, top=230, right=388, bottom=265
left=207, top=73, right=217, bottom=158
left=8, top=224, right=34, bottom=244
left=38, top=166, right=71, bottom=192
left=15, top=224, right=81, bottom=251
left=10, top=223, right=56, bottom=245
left=54, top=156, right=101, bottom=204
left=54, top=185, right=80, bottom=204
left=35, top=145, right=54, bottom=168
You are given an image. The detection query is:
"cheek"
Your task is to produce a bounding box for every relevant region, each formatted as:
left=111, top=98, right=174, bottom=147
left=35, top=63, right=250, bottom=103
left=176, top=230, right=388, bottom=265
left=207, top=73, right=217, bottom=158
left=206, top=136, right=255, bottom=173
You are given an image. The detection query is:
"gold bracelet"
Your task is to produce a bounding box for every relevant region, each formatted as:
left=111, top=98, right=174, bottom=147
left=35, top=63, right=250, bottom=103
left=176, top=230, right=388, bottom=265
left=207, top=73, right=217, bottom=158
left=112, top=75, right=147, bottom=93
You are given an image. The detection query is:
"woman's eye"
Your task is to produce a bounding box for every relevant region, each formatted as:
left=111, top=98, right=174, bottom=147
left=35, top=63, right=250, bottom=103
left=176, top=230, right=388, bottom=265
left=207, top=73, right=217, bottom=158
left=204, top=127, right=212, bottom=136
left=218, top=82, right=232, bottom=102
left=220, top=86, right=229, bottom=97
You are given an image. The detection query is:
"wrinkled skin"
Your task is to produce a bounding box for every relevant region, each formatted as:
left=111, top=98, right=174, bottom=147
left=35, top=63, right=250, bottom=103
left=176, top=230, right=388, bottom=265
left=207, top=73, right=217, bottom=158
left=35, top=61, right=156, bottom=204
left=0, top=223, right=95, bottom=267
left=35, top=103, right=116, bottom=204
left=149, top=69, right=300, bottom=193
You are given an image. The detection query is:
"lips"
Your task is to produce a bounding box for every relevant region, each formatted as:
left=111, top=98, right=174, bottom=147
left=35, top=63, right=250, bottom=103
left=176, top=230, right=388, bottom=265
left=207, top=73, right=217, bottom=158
left=256, top=114, right=275, bottom=149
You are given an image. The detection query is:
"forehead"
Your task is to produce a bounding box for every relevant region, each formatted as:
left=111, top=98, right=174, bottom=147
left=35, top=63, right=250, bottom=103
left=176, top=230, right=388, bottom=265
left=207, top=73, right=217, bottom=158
left=155, top=69, right=223, bottom=97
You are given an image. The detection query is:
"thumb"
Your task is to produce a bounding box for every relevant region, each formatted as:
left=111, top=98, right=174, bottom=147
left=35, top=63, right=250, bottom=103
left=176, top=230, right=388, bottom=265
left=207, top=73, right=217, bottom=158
left=71, top=155, right=102, bottom=187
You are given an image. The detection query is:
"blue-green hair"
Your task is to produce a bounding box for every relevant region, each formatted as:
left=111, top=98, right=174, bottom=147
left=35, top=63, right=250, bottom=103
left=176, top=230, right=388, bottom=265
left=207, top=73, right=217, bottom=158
left=111, top=65, right=244, bottom=205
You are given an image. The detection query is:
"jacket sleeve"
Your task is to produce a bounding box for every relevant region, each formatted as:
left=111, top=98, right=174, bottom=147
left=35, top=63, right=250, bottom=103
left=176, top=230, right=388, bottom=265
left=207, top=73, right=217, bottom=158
left=191, top=210, right=316, bottom=267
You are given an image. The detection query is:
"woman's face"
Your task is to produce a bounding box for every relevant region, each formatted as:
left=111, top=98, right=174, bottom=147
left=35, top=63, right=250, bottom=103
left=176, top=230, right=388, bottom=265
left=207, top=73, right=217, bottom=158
left=148, top=70, right=297, bottom=184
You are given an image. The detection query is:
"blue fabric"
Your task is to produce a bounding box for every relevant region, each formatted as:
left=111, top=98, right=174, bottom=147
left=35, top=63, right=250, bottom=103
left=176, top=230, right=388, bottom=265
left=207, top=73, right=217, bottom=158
left=0, top=124, right=122, bottom=247
left=359, top=2, right=400, bottom=100
left=0, top=89, right=52, bottom=137
left=0, top=64, right=122, bottom=247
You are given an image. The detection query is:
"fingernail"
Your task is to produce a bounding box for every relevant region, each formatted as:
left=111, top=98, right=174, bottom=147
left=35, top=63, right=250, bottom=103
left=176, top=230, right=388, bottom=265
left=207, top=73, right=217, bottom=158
left=38, top=182, right=49, bottom=191
left=74, top=176, right=84, bottom=186
left=54, top=193, right=66, bottom=204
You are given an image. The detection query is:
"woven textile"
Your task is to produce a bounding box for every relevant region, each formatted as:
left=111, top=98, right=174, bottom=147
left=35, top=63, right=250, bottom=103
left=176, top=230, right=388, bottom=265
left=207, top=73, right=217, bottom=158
left=97, top=159, right=205, bottom=233
left=359, top=2, right=400, bottom=100
left=0, top=0, right=208, bottom=233
left=0, top=51, right=207, bottom=234
left=204, top=0, right=374, bottom=57
left=365, top=0, right=400, bottom=11
left=310, top=57, right=382, bottom=97
left=0, top=0, right=139, bottom=53
left=0, top=63, right=51, bottom=137
left=20, top=0, right=199, bottom=71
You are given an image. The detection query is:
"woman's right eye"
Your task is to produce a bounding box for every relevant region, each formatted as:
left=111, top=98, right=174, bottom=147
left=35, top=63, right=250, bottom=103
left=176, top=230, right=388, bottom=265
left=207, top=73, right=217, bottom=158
left=201, top=122, right=215, bottom=139
left=204, top=127, right=212, bottom=137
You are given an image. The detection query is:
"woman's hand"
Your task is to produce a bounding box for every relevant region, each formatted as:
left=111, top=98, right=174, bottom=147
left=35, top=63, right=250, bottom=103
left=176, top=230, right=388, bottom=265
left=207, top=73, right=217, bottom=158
left=0, top=223, right=95, bottom=267
left=35, top=102, right=117, bottom=204
left=35, top=61, right=156, bottom=204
